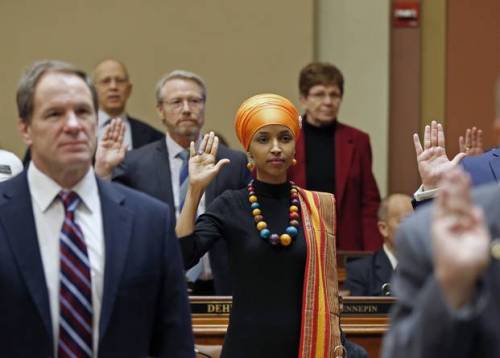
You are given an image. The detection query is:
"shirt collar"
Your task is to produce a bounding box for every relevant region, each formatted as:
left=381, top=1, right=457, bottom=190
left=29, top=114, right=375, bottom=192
left=27, top=162, right=99, bottom=214
left=383, top=243, right=398, bottom=270
left=98, top=110, right=128, bottom=129
left=165, top=132, right=203, bottom=159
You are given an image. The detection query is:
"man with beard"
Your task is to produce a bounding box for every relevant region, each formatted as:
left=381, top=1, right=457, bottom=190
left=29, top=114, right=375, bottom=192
left=96, top=70, right=250, bottom=295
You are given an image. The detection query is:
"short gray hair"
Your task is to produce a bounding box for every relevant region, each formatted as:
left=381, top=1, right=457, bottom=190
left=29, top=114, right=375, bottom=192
left=17, top=60, right=98, bottom=123
left=155, top=70, right=207, bottom=105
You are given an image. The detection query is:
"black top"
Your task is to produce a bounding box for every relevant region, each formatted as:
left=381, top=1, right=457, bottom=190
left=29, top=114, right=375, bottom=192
left=303, top=116, right=336, bottom=194
left=180, top=180, right=306, bottom=358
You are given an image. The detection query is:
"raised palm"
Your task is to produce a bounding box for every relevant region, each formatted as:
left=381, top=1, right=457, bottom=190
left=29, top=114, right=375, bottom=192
left=459, top=126, right=484, bottom=156
left=414, top=121, right=465, bottom=190
left=188, top=132, right=230, bottom=189
left=95, top=118, right=128, bottom=178
left=432, top=168, right=490, bottom=308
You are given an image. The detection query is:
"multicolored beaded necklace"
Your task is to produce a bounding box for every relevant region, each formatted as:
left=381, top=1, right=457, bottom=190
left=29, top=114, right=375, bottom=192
left=247, top=180, right=300, bottom=247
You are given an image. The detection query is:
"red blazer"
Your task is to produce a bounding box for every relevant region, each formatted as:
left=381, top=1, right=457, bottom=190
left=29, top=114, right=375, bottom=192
left=289, top=121, right=382, bottom=251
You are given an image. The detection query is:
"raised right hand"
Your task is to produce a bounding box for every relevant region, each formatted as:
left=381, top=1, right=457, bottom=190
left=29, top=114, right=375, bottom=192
left=432, top=168, right=490, bottom=309
left=188, top=132, right=230, bottom=190
left=413, top=120, right=466, bottom=190
left=459, top=126, right=484, bottom=156
left=95, top=118, right=128, bottom=178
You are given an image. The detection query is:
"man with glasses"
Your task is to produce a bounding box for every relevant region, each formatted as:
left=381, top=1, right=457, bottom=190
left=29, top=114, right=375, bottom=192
left=289, top=62, right=382, bottom=251
left=21, top=59, right=163, bottom=165
left=93, top=58, right=164, bottom=150
left=96, top=70, right=250, bottom=295
left=0, top=60, right=194, bottom=357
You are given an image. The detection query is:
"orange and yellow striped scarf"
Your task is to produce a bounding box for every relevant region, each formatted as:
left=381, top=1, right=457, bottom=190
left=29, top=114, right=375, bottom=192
left=298, top=189, right=344, bottom=358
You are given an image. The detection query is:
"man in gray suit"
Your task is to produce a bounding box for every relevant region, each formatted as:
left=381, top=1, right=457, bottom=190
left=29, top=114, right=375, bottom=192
left=383, top=78, right=500, bottom=357
left=95, top=70, right=250, bottom=295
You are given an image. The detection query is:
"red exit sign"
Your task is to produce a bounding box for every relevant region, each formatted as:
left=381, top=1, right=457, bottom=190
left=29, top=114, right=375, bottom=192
left=393, top=2, right=420, bottom=28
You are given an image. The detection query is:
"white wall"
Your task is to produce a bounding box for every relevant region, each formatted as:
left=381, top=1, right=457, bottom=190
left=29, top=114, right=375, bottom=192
left=316, top=0, right=391, bottom=196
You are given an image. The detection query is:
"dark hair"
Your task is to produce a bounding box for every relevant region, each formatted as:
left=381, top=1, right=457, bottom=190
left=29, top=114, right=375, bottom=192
left=299, top=62, right=344, bottom=97
left=17, top=60, right=98, bottom=123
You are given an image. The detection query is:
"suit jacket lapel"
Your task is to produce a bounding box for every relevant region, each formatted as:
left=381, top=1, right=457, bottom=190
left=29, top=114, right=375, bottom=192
left=0, top=173, right=53, bottom=341
left=155, top=140, right=175, bottom=207
left=97, top=179, right=134, bottom=340
left=375, top=249, right=393, bottom=286
left=128, top=116, right=141, bottom=148
left=335, top=123, right=354, bottom=207
left=489, top=148, right=500, bottom=182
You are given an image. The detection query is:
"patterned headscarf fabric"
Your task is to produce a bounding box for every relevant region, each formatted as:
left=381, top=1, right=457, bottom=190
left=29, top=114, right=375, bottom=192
left=234, top=93, right=301, bottom=150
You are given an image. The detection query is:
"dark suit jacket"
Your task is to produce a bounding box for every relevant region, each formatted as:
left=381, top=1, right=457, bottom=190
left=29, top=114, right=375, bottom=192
left=112, top=139, right=251, bottom=295
left=289, top=121, right=382, bottom=250
left=344, top=248, right=394, bottom=296
left=382, top=183, right=500, bottom=358
left=0, top=172, right=194, bottom=357
left=128, top=115, right=164, bottom=149
left=461, top=147, right=500, bottom=186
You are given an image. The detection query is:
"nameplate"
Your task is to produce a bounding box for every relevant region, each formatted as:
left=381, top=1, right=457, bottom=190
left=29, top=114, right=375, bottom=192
left=190, top=296, right=394, bottom=316
left=191, top=298, right=232, bottom=316
left=341, top=301, right=392, bottom=316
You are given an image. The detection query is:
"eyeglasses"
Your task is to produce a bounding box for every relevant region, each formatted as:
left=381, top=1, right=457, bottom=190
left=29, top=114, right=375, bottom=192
left=96, top=76, right=129, bottom=87
left=308, top=92, right=342, bottom=102
left=162, top=97, right=205, bottom=111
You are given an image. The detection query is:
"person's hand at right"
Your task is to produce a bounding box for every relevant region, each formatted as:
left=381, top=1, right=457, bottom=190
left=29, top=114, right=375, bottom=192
left=432, top=168, right=490, bottom=310
left=414, top=121, right=466, bottom=190
left=459, top=126, right=484, bottom=156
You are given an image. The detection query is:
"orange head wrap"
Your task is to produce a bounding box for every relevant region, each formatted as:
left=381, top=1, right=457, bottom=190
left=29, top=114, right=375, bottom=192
left=234, top=93, right=301, bottom=150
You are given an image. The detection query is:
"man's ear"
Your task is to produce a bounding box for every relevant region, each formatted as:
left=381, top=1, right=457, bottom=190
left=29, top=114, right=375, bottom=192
left=156, top=104, right=166, bottom=125
left=17, top=120, right=32, bottom=146
left=125, top=82, right=133, bottom=99
left=378, top=221, right=388, bottom=238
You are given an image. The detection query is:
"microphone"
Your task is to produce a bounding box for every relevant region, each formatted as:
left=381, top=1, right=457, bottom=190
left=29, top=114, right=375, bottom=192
left=381, top=282, right=392, bottom=296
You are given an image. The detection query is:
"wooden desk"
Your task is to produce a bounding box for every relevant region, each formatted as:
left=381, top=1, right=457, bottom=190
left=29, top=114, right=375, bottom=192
left=191, top=296, right=393, bottom=357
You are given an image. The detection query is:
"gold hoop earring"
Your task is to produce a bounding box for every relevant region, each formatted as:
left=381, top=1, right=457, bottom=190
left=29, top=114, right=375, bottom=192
left=292, top=158, right=297, bottom=166
left=247, top=161, right=255, bottom=171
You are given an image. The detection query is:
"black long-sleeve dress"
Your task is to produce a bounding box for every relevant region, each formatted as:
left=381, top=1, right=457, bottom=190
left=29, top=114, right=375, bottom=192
left=180, top=180, right=306, bottom=358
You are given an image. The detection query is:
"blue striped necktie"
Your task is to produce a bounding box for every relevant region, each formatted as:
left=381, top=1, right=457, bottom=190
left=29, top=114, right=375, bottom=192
left=58, top=191, right=93, bottom=358
left=177, top=149, right=190, bottom=210
left=177, top=150, right=204, bottom=282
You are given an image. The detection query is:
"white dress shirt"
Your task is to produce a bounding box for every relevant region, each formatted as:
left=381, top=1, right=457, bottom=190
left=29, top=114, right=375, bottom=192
left=28, top=163, right=105, bottom=356
left=165, top=133, right=211, bottom=279
left=97, top=110, right=133, bottom=150
left=383, top=243, right=398, bottom=270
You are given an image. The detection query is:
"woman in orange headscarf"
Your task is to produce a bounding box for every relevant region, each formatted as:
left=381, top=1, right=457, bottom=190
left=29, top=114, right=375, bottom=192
left=176, top=94, right=345, bottom=358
